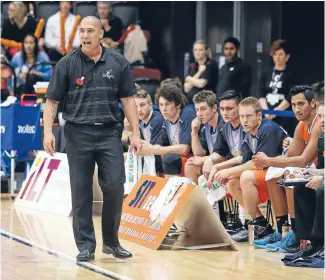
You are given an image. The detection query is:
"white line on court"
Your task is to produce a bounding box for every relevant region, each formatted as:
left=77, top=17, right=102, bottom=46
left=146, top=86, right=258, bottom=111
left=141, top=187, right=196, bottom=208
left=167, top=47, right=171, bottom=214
left=0, top=229, right=133, bottom=280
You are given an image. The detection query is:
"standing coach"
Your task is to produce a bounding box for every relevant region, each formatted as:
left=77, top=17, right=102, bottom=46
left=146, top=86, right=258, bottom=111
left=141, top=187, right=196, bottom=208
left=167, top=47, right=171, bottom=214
left=43, top=16, right=142, bottom=262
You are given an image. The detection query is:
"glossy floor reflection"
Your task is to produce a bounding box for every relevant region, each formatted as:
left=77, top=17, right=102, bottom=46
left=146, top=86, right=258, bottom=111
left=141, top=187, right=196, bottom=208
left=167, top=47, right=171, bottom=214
left=1, top=196, right=323, bottom=280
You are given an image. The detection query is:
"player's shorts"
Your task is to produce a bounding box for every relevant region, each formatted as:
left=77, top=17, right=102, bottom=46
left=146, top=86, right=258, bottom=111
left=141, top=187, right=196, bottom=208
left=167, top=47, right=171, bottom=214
left=251, top=169, right=270, bottom=204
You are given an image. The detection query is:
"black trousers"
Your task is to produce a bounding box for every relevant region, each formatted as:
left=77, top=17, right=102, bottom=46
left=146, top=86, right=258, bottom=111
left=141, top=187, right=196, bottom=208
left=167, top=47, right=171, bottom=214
left=294, top=184, right=324, bottom=241
left=64, top=122, right=125, bottom=252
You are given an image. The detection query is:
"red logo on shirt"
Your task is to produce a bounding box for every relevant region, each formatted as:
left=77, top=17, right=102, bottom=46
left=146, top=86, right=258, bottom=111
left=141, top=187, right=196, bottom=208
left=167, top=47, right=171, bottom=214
left=76, top=77, right=84, bottom=86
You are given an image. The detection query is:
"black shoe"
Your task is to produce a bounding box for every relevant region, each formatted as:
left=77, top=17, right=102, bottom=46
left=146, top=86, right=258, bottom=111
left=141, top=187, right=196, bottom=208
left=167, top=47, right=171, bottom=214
left=102, top=244, right=133, bottom=259
left=307, top=245, right=324, bottom=258
left=76, top=249, right=95, bottom=262
left=284, top=239, right=301, bottom=254
left=226, top=220, right=244, bottom=236
left=231, top=227, right=249, bottom=242
left=255, top=224, right=274, bottom=240
left=283, top=243, right=318, bottom=261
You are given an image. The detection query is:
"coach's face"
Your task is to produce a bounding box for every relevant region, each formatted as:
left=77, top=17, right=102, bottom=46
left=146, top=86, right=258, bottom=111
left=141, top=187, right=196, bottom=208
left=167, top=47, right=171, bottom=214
left=79, top=18, right=104, bottom=52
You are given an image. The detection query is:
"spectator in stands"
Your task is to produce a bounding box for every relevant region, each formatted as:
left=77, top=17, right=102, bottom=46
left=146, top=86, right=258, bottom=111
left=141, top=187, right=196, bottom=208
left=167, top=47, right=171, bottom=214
left=44, top=1, right=80, bottom=62
left=184, top=40, right=218, bottom=104
left=252, top=85, right=322, bottom=252
left=1, top=1, right=37, bottom=58
left=140, top=83, right=196, bottom=178
left=184, top=90, right=223, bottom=183
left=214, top=97, right=286, bottom=242
left=258, top=39, right=296, bottom=136
left=217, top=37, right=252, bottom=100
left=284, top=101, right=324, bottom=260
left=10, top=34, right=51, bottom=94
left=97, top=1, right=123, bottom=46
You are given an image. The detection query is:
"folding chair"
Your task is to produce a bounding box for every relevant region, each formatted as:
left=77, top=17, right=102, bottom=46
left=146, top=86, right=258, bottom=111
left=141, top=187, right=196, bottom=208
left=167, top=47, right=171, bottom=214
left=131, top=68, right=161, bottom=103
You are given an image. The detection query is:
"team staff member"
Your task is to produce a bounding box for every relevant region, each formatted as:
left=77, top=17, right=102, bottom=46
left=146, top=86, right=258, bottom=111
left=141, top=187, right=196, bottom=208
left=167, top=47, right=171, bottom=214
left=217, top=37, right=252, bottom=99
left=258, top=39, right=296, bottom=136
left=43, top=17, right=142, bottom=262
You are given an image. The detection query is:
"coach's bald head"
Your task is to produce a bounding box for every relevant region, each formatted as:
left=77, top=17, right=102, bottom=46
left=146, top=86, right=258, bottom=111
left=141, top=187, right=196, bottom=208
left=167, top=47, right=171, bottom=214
left=79, top=16, right=104, bottom=53
left=80, top=16, right=103, bottom=30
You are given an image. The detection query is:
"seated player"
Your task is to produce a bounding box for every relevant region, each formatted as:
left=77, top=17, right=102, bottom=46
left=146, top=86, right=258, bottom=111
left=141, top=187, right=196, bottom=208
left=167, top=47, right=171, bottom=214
left=252, top=85, right=323, bottom=252
left=135, top=89, right=165, bottom=174
left=202, top=90, right=246, bottom=229
left=283, top=101, right=324, bottom=261
left=184, top=90, right=223, bottom=183
left=205, top=90, right=244, bottom=184
left=213, top=97, right=286, bottom=242
left=140, top=83, right=196, bottom=178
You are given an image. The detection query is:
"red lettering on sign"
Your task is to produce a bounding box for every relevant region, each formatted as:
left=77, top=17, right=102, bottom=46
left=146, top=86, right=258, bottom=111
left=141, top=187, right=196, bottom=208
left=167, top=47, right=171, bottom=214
left=26, top=158, right=47, bottom=201
left=36, top=159, right=61, bottom=202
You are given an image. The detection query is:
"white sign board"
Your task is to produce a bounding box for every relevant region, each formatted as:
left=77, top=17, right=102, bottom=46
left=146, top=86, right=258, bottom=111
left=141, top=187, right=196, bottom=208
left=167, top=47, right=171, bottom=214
left=15, top=151, right=72, bottom=216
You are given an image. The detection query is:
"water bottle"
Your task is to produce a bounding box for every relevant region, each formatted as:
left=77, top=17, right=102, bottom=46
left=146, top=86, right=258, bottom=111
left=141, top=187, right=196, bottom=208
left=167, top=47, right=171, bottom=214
left=282, top=221, right=290, bottom=239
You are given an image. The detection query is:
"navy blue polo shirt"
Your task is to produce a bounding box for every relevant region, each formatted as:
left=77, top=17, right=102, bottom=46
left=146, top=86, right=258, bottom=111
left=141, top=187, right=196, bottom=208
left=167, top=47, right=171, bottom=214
left=161, top=105, right=196, bottom=146
left=213, top=123, right=245, bottom=158
left=241, top=119, right=286, bottom=164
left=45, top=45, right=136, bottom=124
left=199, top=116, right=224, bottom=155
left=139, top=111, right=165, bottom=145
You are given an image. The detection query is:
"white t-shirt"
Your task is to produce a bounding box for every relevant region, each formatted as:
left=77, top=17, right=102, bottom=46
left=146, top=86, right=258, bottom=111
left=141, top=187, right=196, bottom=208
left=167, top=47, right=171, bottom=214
left=45, top=12, right=80, bottom=49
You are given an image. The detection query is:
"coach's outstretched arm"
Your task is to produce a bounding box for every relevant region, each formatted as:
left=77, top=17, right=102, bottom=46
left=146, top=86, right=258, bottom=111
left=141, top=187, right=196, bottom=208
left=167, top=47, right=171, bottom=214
left=43, top=99, right=59, bottom=156
left=121, top=96, right=142, bottom=154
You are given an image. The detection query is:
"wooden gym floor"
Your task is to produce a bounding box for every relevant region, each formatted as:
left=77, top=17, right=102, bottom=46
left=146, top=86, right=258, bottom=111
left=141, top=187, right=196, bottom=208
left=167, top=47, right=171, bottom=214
left=1, top=195, right=323, bottom=280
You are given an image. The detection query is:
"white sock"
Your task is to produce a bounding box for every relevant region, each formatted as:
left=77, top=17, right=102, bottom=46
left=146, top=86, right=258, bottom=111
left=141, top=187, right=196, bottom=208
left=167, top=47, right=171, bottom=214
left=239, top=205, right=246, bottom=225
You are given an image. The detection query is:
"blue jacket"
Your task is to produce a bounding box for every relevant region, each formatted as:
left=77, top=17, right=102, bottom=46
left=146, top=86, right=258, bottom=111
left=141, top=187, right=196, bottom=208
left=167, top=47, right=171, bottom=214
left=10, top=50, right=52, bottom=87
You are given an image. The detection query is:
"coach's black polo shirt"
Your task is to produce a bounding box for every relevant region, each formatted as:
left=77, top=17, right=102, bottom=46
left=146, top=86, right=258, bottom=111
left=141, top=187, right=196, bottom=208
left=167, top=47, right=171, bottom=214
left=45, top=45, right=136, bottom=124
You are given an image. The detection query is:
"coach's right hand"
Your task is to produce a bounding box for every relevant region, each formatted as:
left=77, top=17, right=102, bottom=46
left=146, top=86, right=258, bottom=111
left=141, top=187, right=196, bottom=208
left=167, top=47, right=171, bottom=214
left=44, top=132, right=56, bottom=156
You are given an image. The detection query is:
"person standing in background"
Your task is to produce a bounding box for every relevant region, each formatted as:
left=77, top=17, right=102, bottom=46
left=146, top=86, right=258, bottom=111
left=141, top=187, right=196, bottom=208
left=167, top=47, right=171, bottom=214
left=184, top=40, right=218, bottom=104
left=1, top=1, right=37, bottom=58
left=217, top=37, right=252, bottom=100
left=44, top=1, right=80, bottom=62
left=258, top=40, right=297, bottom=136
left=97, top=1, right=123, bottom=45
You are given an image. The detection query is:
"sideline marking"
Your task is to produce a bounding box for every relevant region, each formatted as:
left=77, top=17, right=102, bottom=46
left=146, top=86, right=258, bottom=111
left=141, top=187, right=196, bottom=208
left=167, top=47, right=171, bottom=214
left=0, top=229, right=133, bottom=280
